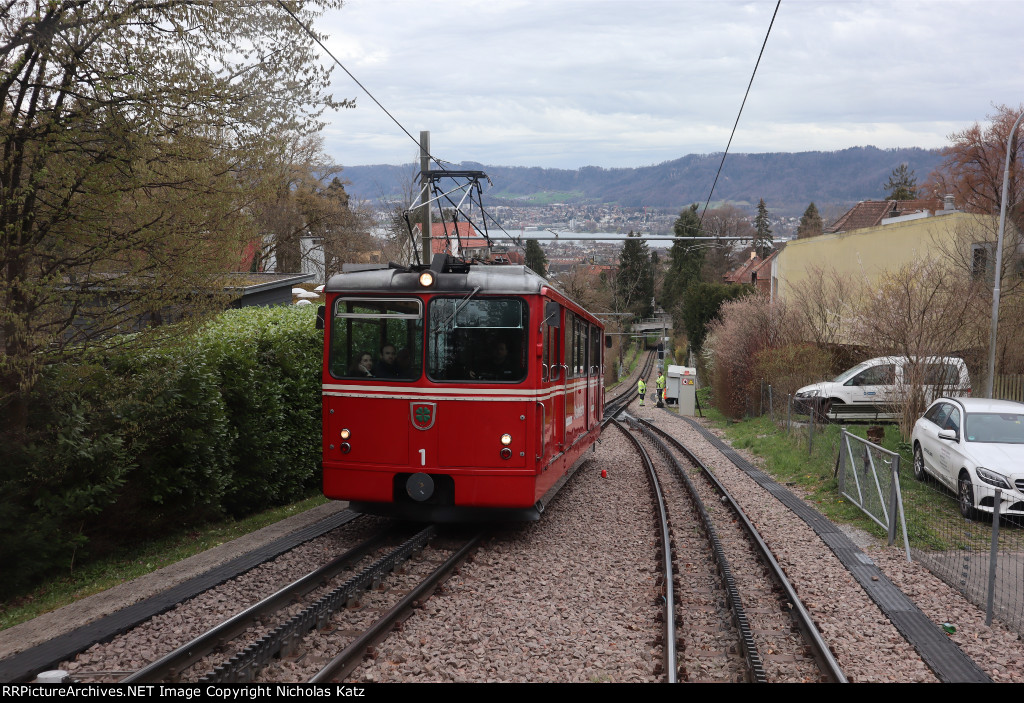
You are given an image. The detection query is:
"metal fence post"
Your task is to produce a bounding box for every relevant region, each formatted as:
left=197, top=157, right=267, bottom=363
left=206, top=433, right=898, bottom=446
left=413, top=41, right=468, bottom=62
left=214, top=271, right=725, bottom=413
left=837, top=429, right=846, bottom=495
left=786, top=394, right=791, bottom=433
left=888, top=455, right=900, bottom=546
left=769, top=384, right=774, bottom=424
left=809, top=411, right=814, bottom=456
left=988, top=489, right=1002, bottom=626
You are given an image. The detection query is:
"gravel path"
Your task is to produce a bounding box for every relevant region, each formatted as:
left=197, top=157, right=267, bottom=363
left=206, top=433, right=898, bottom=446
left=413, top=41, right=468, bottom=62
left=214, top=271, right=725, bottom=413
left=352, top=426, right=663, bottom=683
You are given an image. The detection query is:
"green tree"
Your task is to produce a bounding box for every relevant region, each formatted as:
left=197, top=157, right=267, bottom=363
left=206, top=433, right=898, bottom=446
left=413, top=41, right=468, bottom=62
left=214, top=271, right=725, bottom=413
left=662, top=204, right=705, bottom=311
left=253, top=132, right=369, bottom=278
left=796, top=202, right=823, bottom=239
left=753, top=199, right=773, bottom=259
left=884, top=164, right=920, bottom=200
left=0, top=1, right=350, bottom=439
left=525, top=239, right=548, bottom=277
left=681, top=281, right=753, bottom=353
left=616, top=231, right=653, bottom=318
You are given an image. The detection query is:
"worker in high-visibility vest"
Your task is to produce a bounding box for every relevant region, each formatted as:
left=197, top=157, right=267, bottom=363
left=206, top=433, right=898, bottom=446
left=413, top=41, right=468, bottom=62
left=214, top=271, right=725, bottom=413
left=656, top=371, right=666, bottom=406
left=637, top=378, right=646, bottom=406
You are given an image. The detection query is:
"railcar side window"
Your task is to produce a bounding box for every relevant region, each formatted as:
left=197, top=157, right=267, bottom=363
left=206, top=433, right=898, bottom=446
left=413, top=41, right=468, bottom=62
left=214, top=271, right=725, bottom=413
left=329, top=298, right=423, bottom=381
left=563, top=312, right=576, bottom=378
left=427, top=297, right=527, bottom=382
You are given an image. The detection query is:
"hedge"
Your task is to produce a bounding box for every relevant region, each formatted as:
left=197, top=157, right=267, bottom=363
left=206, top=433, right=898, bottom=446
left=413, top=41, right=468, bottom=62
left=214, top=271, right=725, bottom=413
left=0, top=305, right=323, bottom=594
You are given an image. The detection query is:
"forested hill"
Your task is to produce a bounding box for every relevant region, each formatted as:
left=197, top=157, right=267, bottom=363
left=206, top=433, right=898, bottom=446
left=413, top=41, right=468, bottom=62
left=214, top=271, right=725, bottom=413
left=340, top=146, right=944, bottom=217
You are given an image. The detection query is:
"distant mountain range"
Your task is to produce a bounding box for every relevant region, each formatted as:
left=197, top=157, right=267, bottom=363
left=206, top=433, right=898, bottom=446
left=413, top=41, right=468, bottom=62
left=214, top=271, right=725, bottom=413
left=338, top=146, right=945, bottom=218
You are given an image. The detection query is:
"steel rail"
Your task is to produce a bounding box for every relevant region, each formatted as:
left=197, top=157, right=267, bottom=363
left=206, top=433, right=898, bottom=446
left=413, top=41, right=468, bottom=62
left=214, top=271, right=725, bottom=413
left=197, top=525, right=436, bottom=683
left=122, top=530, right=394, bottom=683
left=639, top=417, right=847, bottom=683
left=603, top=350, right=656, bottom=420
left=309, top=530, right=485, bottom=683
left=609, top=419, right=678, bottom=683
left=630, top=416, right=765, bottom=682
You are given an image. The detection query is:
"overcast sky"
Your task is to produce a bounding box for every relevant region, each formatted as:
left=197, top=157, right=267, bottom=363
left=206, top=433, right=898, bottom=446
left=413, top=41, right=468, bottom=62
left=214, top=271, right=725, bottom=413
left=314, top=0, right=1024, bottom=169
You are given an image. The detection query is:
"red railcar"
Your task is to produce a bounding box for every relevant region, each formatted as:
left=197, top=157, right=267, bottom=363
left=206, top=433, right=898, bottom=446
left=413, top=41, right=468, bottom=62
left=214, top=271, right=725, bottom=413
left=320, top=257, right=605, bottom=521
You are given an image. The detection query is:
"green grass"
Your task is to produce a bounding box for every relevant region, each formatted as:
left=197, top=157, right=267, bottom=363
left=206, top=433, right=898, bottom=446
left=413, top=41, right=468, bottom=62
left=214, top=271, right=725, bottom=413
left=493, top=190, right=585, bottom=205
left=702, top=411, right=889, bottom=539
left=0, top=494, right=329, bottom=631
left=696, top=397, right=1018, bottom=553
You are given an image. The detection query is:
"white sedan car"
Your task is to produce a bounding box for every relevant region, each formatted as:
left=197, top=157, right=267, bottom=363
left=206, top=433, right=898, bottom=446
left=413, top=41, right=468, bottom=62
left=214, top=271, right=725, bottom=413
left=912, top=397, right=1024, bottom=519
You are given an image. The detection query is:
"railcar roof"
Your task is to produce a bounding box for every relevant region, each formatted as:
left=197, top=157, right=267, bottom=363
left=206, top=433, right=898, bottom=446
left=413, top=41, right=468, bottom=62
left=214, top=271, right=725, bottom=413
left=325, top=263, right=600, bottom=323
left=327, top=264, right=547, bottom=297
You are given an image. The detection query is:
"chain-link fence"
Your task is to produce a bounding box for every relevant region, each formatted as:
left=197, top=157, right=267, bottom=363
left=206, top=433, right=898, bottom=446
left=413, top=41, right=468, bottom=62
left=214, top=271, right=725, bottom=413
left=902, top=463, right=1024, bottom=632
left=754, top=382, right=1024, bottom=635
left=757, top=383, right=844, bottom=464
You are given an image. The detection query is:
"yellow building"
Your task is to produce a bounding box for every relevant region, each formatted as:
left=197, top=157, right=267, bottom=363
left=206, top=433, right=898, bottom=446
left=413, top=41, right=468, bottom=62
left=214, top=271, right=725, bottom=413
left=772, top=210, right=1001, bottom=303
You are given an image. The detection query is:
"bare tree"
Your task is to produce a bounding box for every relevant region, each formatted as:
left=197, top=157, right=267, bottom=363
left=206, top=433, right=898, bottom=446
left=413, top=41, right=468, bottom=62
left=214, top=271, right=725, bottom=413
left=786, top=265, right=860, bottom=348
left=925, top=104, right=1024, bottom=232
left=851, top=259, right=976, bottom=436
left=930, top=215, right=1024, bottom=376
left=0, top=1, right=350, bottom=438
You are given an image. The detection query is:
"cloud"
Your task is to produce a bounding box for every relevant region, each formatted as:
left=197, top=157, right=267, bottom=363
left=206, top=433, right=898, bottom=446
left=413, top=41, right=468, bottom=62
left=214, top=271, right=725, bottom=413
left=315, top=0, right=1024, bottom=168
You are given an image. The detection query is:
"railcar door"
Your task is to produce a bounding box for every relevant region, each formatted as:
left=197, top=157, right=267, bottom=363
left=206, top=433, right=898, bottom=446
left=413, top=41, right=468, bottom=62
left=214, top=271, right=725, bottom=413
left=588, top=323, right=601, bottom=430
left=563, top=311, right=577, bottom=446
left=540, top=300, right=561, bottom=465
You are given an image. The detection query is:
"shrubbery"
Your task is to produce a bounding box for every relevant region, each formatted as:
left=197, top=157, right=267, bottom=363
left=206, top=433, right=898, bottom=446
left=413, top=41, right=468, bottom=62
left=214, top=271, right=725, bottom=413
left=703, top=295, right=830, bottom=419
left=0, top=305, right=322, bottom=594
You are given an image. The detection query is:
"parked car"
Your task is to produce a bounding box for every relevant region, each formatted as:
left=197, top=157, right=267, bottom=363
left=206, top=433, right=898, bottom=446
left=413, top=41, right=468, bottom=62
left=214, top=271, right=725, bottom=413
left=794, top=356, right=970, bottom=420
left=911, top=397, right=1024, bottom=518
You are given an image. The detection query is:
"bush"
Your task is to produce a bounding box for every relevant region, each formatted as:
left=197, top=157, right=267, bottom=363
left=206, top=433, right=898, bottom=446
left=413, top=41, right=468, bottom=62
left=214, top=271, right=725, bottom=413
left=102, top=346, right=234, bottom=533
left=0, top=304, right=322, bottom=593
left=753, top=343, right=834, bottom=400
left=0, top=364, right=134, bottom=594
left=704, top=295, right=800, bottom=419
left=200, top=306, right=322, bottom=515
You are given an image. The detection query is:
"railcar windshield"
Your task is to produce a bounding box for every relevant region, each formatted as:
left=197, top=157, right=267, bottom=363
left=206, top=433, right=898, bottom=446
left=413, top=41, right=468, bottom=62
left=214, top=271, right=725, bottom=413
left=329, top=298, right=422, bottom=381
left=427, top=297, right=528, bottom=382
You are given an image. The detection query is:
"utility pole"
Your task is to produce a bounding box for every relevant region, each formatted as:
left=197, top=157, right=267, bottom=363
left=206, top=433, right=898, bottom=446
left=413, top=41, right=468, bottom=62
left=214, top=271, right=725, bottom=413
left=985, top=109, right=1024, bottom=398
left=419, top=131, right=432, bottom=264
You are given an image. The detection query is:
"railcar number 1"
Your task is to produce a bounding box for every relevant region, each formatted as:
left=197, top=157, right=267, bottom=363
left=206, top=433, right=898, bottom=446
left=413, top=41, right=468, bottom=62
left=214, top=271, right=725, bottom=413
left=418, top=448, right=426, bottom=466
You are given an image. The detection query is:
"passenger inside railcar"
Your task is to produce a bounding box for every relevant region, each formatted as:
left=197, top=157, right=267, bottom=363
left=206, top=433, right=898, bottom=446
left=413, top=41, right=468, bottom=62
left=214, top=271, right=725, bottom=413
left=426, top=297, right=527, bottom=383
left=329, top=297, right=423, bottom=381
left=348, top=352, right=374, bottom=378
left=372, top=344, right=403, bottom=378
left=470, top=337, right=522, bottom=380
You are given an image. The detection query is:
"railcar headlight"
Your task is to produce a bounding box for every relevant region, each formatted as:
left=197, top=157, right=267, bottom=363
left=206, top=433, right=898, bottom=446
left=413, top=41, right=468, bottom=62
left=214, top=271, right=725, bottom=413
left=500, top=433, right=512, bottom=446
left=976, top=467, right=1010, bottom=489
left=340, top=428, right=351, bottom=440
left=419, top=271, right=435, bottom=287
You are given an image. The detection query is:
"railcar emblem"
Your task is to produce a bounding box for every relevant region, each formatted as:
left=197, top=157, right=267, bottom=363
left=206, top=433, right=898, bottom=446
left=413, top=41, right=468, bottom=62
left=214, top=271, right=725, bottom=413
left=411, top=402, right=436, bottom=430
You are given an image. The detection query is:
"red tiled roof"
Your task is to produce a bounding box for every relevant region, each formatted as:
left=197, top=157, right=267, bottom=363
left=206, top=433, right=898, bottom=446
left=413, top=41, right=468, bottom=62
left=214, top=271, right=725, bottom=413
left=825, top=199, right=943, bottom=233
left=724, top=250, right=777, bottom=284
left=415, top=222, right=490, bottom=255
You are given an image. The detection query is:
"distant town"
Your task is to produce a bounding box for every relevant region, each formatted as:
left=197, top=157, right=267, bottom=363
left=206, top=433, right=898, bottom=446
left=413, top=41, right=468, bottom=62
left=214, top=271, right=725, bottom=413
left=405, top=202, right=797, bottom=269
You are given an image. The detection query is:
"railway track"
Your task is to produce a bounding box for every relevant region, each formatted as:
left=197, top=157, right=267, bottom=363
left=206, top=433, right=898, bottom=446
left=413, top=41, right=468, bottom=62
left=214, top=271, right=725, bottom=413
left=105, top=525, right=483, bottom=683
left=604, top=350, right=656, bottom=418
left=618, top=412, right=846, bottom=683
left=607, top=418, right=677, bottom=682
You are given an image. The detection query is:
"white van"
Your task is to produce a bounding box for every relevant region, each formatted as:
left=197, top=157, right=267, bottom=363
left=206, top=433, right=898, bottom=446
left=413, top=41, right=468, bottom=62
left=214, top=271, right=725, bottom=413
left=794, top=356, right=971, bottom=420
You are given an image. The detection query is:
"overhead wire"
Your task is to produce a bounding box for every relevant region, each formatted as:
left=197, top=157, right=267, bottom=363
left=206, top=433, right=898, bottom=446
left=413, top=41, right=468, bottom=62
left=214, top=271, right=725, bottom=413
left=697, top=0, right=781, bottom=232
left=275, top=0, right=525, bottom=257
